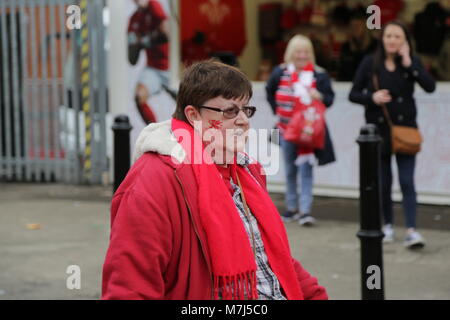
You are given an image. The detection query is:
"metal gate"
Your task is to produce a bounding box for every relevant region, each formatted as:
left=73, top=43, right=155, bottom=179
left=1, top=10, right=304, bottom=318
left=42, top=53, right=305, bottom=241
left=0, top=0, right=109, bottom=184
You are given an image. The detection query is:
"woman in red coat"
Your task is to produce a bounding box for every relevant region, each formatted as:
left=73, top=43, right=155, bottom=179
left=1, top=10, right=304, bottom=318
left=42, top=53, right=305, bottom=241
left=102, top=60, right=328, bottom=300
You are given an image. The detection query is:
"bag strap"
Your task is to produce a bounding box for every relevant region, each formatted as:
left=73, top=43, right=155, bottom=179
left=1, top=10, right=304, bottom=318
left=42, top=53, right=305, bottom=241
left=372, top=74, right=393, bottom=128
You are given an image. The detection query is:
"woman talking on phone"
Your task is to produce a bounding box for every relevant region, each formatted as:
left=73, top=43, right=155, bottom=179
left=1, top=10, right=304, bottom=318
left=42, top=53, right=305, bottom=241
left=349, top=21, right=435, bottom=249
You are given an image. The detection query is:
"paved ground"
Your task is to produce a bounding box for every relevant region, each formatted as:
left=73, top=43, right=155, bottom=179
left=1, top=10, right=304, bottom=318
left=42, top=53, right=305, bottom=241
left=0, top=183, right=449, bottom=300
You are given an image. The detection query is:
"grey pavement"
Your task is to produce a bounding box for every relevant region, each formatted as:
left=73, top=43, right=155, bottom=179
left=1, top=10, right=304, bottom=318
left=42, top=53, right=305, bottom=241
left=0, top=183, right=449, bottom=300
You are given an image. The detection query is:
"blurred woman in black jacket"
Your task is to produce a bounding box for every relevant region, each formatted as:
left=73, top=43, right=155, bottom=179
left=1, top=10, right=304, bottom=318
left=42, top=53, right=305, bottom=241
left=349, top=21, right=435, bottom=249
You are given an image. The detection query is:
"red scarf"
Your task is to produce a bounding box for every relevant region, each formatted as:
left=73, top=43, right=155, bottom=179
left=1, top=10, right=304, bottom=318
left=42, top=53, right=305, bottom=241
left=171, top=118, right=303, bottom=300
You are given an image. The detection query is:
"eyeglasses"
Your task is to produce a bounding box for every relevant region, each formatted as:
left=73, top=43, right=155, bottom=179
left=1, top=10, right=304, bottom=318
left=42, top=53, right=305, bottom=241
left=198, top=105, right=256, bottom=119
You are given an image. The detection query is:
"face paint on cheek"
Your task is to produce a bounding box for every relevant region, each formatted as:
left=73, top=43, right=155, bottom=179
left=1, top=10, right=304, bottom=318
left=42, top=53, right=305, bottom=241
left=208, top=120, right=223, bottom=130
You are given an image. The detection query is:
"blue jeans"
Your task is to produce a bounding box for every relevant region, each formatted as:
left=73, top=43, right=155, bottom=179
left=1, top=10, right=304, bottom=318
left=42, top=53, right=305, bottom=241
left=380, top=153, right=417, bottom=229
left=280, top=136, right=313, bottom=214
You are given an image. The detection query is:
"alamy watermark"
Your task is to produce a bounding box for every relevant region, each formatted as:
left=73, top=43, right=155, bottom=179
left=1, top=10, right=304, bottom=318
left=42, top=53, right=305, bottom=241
left=366, top=265, right=382, bottom=290
left=66, top=265, right=81, bottom=290
left=366, top=5, right=381, bottom=30
left=163, top=121, right=281, bottom=176
left=66, top=5, right=81, bottom=30
left=65, top=4, right=382, bottom=31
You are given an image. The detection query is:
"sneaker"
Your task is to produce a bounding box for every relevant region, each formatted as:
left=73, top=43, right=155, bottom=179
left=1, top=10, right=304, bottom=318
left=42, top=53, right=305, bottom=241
left=382, top=224, right=395, bottom=243
left=404, top=231, right=426, bottom=249
left=299, top=214, right=316, bottom=227
left=281, top=210, right=300, bottom=222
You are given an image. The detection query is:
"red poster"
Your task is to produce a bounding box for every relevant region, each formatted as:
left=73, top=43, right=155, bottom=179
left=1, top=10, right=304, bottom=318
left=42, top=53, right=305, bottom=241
left=181, top=0, right=247, bottom=63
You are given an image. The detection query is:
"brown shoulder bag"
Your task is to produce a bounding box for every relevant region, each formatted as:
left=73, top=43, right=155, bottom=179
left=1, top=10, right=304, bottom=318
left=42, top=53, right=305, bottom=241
left=372, top=75, right=423, bottom=155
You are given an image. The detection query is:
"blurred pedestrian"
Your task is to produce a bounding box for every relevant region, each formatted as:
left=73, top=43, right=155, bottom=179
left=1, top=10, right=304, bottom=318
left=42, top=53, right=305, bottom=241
left=337, top=12, right=377, bottom=81
left=266, top=35, right=336, bottom=227
left=349, top=21, right=436, bottom=249
left=102, top=60, right=328, bottom=300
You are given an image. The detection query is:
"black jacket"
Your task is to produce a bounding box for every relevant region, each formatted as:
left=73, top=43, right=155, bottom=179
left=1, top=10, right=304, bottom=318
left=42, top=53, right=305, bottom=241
left=413, top=2, right=450, bottom=55
left=349, top=54, right=436, bottom=154
left=266, top=65, right=336, bottom=166
left=337, top=37, right=378, bottom=81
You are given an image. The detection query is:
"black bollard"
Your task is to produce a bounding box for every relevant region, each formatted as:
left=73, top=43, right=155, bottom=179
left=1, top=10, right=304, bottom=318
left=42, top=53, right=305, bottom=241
left=112, top=115, right=133, bottom=193
left=356, top=124, right=385, bottom=300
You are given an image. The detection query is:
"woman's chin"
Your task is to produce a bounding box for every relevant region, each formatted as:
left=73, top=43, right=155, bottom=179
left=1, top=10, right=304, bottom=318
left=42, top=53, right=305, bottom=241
left=386, top=48, right=398, bottom=55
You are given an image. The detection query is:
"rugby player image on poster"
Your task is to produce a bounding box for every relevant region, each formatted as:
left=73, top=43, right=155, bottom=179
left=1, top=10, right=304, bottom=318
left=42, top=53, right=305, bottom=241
left=127, top=0, right=176, bottom=125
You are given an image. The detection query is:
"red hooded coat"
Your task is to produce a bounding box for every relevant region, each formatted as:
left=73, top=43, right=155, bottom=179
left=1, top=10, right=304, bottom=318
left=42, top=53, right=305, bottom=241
left=101, top=120, right=328, bottom=300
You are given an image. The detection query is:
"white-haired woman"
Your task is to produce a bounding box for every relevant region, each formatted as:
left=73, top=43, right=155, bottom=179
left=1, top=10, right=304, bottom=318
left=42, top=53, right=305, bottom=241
left=266, top=34, right=336, bottom=226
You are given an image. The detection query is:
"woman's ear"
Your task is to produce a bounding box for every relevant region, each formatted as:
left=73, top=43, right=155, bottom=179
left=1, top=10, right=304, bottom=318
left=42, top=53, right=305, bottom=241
left=184, top=105, right=201, bottom=126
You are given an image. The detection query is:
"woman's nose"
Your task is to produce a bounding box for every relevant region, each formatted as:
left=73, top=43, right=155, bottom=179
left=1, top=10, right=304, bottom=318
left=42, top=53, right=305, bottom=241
left=235, top=109, right=249, bottom=124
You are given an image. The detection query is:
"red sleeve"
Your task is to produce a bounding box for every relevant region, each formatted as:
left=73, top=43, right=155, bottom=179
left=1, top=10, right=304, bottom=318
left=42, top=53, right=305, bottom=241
left=292, top=258, right=328, bottom=300
left=101, top=189, right=172, bottom=300
left=127, top=11, right=141, bottom=33
left=148, top=0, right=167, bottom=21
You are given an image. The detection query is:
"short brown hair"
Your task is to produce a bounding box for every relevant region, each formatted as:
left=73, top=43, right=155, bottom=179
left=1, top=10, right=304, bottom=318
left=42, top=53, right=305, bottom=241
left=172, top=60, right=253, bottom=122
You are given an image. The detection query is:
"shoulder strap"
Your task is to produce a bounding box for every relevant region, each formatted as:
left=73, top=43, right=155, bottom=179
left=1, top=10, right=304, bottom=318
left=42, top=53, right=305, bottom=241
left=372, top=74, right=393, bottom=127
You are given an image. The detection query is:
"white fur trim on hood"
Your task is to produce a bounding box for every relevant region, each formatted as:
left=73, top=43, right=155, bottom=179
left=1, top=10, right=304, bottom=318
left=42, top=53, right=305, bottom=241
left=132, top=120, right=186, bottom=164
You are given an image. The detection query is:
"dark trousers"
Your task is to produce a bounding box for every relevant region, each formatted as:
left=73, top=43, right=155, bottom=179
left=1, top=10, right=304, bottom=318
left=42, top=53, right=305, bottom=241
left=380, top=153, right=417, bottom=229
